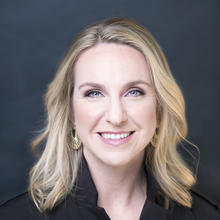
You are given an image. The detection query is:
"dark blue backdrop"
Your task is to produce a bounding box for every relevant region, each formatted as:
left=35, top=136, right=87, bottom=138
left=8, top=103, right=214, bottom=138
left=0, top=0, right=219, bottom=205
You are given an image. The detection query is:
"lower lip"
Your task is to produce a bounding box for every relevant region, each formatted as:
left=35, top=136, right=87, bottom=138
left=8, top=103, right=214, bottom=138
left=98, top=132, right=134, bottom=146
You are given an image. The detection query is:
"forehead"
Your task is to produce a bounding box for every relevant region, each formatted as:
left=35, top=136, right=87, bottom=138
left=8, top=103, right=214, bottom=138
left=74, top=43, right=152, bottom=85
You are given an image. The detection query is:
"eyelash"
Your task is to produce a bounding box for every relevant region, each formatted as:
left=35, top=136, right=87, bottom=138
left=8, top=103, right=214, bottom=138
left=85, top=90, right=103, bottom=97
left=127, top=89, right=145, bottom=97
left=84, top=89, right=145, bottom=98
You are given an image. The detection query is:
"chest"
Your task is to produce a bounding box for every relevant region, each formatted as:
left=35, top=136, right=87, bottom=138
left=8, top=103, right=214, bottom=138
left=45, top=200, right=191, bottom=220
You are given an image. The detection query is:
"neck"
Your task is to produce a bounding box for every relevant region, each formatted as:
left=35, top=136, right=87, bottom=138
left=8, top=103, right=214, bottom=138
left=83, top=151, right=147, bottom=208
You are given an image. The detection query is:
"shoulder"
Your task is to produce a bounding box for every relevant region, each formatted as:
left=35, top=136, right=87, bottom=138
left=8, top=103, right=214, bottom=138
left=169, top=190, right=220, bottom=220
left=190, top=190, right=220, bottom=219
left=0, top=192, right=45, bottom=220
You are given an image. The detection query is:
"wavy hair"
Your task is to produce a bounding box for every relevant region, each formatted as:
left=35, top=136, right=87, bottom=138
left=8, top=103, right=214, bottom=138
left=29, top=17, right=197, bottom=211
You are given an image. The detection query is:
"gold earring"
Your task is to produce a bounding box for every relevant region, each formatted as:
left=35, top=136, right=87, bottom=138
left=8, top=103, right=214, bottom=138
left=71, top=130, right=81, bottom=150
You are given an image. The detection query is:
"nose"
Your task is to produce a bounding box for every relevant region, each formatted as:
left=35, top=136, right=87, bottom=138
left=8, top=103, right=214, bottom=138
left=104, top=98, right=128, bottom=126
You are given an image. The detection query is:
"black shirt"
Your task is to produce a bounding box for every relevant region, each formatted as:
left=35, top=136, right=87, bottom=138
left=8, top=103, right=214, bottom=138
left=0, top=156, right=220, bottom=220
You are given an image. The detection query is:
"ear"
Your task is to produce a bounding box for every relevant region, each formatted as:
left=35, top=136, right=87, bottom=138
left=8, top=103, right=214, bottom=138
left=69, top=100, right=75, bottom=126
left=156, top=100, right=162, bottom=128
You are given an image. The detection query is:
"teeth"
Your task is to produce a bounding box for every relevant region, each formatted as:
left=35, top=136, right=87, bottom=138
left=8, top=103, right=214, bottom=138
left=101, top=132, right=131, bottom=140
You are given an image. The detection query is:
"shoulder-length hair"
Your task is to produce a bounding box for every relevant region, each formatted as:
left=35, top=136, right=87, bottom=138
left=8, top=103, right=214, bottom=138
left=29, top=17, right=197, bottom=212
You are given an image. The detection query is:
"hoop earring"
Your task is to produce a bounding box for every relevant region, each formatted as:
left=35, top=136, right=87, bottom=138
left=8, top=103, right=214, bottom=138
left=71, top=130, right=81, bottom=150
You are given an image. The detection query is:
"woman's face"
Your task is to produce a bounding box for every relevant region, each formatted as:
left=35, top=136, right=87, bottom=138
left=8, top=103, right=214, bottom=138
left=72, top=43, right=157, bottom=167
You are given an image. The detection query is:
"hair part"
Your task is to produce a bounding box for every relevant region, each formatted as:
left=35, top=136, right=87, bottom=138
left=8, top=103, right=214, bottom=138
left=29, top=17, right=198, bottom=212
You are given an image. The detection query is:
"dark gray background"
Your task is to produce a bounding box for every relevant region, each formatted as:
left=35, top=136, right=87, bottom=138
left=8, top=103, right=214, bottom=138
left=0, top=0, right=219, bottom=205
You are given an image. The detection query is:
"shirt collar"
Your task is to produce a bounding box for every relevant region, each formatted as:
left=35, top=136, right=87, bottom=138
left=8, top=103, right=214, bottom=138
left=74, top=154, right=99, bottom=205
left=67, top=155, right=197, bottom=220
left=75, top=154, right=161, bottom=206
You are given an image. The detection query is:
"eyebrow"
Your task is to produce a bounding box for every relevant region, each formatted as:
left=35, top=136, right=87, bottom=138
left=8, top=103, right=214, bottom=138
left=78, top=80, right=151, bottom=90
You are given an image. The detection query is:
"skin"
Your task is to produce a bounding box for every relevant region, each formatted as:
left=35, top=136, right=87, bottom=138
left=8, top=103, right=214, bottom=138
left=72, top=43, right=157, bottom=220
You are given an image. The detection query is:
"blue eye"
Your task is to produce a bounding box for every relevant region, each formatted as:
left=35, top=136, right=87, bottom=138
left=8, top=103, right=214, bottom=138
left=127, top=89, right=144, bottom=97
left=85, top=90, right=103, bottom=97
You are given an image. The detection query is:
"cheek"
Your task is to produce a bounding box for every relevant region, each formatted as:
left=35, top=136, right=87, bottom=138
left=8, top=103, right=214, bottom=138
left=73, top=100, right=104, bottom=130
left=127, top=100, right=157, bottom=128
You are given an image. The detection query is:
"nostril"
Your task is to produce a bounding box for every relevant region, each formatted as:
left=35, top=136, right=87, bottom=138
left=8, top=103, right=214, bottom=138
left=104, top=109, right=128, bottom=125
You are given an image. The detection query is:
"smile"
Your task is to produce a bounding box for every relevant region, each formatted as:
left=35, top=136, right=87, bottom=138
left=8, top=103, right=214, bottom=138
left=100, top=132, right=131, bottom=139
left=97, top=131, right=134, bottom=145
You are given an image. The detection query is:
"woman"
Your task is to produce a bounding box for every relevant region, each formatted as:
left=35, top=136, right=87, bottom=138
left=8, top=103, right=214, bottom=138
left=0, top=17, right=219, bottom=219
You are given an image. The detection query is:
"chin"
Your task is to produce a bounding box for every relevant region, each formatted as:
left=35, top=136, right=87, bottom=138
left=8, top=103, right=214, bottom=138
left=97, top=151, right=140, bottom=168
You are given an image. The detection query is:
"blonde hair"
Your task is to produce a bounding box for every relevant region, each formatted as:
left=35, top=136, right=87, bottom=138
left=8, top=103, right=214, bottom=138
left=29, top=17, right=198, bottom=212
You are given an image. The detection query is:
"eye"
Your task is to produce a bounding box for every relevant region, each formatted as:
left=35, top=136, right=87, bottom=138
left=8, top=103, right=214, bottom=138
left=85, top=90, right=103, bottom=98
left=126, top=89, right=144, bottom=97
